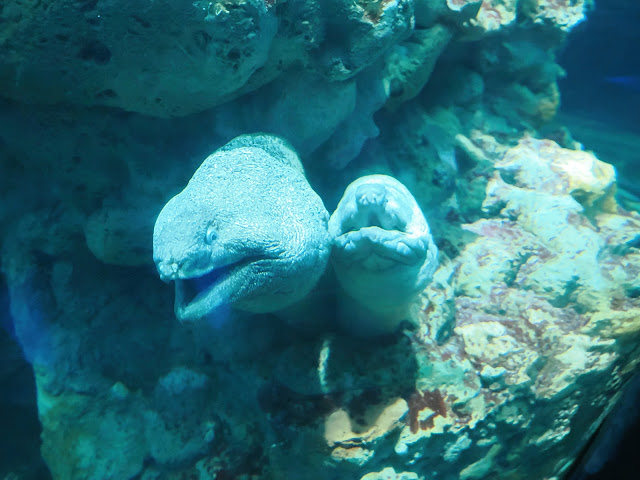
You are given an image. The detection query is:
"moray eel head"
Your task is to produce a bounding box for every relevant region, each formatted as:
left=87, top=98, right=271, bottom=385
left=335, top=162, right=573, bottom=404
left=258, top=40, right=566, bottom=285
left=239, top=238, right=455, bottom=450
left=153, top=135, right=331, bottom=323
left=329, top=174, right=438, bottom=318
left=153, top=195, right=280, bottom=321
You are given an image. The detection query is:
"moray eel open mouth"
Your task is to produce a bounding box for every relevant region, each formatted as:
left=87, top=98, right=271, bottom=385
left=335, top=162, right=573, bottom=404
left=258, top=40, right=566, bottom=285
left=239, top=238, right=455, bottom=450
left=329, top=177, right=433, bottom=270
left=335, top=228, right=424, bottom=267
left=177, top=267, right=229, bottom=307
left=173, top=258, right=252, bottom=322
left=340, top=212, right=407, bottom=235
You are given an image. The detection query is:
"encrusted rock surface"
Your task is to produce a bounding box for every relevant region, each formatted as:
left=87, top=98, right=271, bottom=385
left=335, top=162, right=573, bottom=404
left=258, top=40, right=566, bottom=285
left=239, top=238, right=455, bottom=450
left=523, top=0, right=593, bottom=30
left=394, top=137, right=640, bottom=479
left=0, top=0, right=278, bottom=117
left=0, top=0, right=590, bottom=117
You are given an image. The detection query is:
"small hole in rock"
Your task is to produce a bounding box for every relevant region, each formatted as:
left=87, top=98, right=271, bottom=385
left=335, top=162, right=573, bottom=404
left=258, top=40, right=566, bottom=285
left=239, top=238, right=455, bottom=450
left=95, top=89, right=117, bottom=99
left=78, top=40, right=112, bottom=65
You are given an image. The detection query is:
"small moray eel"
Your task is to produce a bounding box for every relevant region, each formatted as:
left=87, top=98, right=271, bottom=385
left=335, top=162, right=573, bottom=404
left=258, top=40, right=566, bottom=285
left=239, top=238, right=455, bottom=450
left=329, top=174, right=438, bottom=334
left=153, top=134, right=331, bottom=322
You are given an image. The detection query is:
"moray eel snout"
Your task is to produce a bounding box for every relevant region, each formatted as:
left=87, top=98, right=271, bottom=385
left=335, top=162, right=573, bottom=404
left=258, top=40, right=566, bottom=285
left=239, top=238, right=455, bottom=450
left=348, top=183, right=410, bottom=233
left=355, top=183, right=387, bottom=208
left=155, top=239, right=257, bottom=321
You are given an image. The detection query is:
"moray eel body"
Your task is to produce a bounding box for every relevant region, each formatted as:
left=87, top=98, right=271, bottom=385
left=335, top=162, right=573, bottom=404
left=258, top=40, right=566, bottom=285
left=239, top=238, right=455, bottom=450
left=328, top=174, right=438, bottom=335
left=153, top=134, right=331, bottom=322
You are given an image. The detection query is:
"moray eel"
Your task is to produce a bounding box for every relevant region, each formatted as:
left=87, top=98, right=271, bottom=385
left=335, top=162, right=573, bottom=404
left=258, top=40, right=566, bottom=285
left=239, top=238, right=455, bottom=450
left=153, top=134, right=331, bottom=322
left=328, top=174, right=438, bottom=334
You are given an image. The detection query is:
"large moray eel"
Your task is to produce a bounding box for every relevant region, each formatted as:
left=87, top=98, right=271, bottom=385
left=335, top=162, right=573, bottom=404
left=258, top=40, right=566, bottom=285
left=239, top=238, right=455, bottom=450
left=329, top=174, right=438, bottom=335
left=153, top=134, right=331, bottom=322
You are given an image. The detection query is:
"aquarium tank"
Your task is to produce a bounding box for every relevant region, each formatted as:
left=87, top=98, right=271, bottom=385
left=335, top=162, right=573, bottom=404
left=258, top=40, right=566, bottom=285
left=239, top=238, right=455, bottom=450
left=1, top=0, right=639, bottom=479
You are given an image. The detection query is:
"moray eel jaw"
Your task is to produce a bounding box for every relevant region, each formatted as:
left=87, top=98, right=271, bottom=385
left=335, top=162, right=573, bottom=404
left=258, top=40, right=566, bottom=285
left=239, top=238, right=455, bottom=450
left=156, top=250, right=254, bottom=322
left=175, top=262, right=243, bottom=322
left=332, top=179, right=428, bottom=269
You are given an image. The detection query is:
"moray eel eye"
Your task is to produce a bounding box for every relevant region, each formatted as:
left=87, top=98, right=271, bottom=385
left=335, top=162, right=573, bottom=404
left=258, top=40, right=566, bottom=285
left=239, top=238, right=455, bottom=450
left=205, top=224, right=218, bottom=244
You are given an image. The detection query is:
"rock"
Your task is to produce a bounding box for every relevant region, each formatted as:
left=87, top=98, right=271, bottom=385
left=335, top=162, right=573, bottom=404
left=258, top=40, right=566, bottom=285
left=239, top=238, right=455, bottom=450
left=215, top=72, right=358, bottom=156
left=318, top=0, right=415, bottom=80
left=0, top=0, right=418, bottom=117
left=321, top=68, right=390, bottom=169
left=39, top=389, right=148, bottom=480
left=325, top=398, right=408, bottom=454
left=493, top=136, right=616, bottom=209
left=522, top=0, right=592, bottom=30
left=383, top=24, right=454, bottom=110
left=0, top=0, right=278, bottom=117
left=446, top=0, right=516, bottom=32
left=361, top=467, right=420, bottom=480
left=84, top=205, right=156, bottom=266
left=0, top=0, right=637, bottom=477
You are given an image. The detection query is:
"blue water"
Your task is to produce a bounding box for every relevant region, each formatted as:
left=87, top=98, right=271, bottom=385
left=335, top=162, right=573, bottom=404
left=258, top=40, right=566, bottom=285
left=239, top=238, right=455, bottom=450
left=557, top=4, right=640, bottom=478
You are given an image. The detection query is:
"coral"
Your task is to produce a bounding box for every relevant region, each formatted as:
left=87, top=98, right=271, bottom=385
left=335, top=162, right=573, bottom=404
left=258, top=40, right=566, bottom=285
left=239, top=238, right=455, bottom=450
left=522, top=0, right=593, bottom=31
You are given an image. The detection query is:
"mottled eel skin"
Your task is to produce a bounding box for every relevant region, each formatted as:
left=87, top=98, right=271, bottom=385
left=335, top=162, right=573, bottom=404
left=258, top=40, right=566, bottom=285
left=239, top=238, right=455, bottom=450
left=329, top=174, right=438, bottom=334
left=153, top=134, right=331, bottom=322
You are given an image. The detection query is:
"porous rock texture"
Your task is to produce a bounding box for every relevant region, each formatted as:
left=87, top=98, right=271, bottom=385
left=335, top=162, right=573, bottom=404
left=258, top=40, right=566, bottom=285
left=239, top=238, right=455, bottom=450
left=0, top=0, right=591, bottom=118
left=1, top=0, right=637, bottom=479
left=0, top=0, right=411, bottom=117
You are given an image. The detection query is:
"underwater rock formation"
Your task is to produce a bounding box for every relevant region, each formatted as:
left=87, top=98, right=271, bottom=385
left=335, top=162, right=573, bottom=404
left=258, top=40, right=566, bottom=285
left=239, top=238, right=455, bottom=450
left=0, top=0, right=411, bottom=117
left=2, top=123, right=639, bottom=480
left=0, top=0, right=590, bottom=118
left=153, top=134, right=331, bottom=320
left=401, top=138, right=640, bottom=479
left=523, top=0, right=593, bottom=30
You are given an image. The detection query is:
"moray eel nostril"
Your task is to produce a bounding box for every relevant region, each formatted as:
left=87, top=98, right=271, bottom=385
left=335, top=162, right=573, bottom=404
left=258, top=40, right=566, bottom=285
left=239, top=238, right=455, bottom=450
left=355, top=183, right=387, bottom=207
